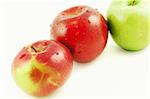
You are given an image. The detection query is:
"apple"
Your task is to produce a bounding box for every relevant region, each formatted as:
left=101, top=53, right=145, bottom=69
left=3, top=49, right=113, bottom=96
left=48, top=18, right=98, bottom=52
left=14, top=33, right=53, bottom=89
left=51, top=6, right=108, bottom=62
left=107, top=0, right=150, bottom=51
left=12, top=40, right=73, bottom=96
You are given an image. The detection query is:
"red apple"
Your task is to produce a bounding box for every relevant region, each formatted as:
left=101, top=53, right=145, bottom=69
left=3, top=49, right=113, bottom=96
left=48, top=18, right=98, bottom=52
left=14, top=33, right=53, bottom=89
left=12, top=40, right=73, bottom=96
left=51, top=5, right=108, bottom=62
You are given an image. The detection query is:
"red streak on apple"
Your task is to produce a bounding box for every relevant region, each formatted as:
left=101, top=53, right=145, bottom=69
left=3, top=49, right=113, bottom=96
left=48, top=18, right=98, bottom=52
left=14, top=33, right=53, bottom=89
left=51, top=6, right=108, bottom=62
left=31, top=67, right=43, bottom=82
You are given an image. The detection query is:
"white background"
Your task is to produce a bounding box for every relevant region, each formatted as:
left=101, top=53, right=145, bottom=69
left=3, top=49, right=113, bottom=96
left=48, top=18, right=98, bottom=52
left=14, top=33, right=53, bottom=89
left=1, top=0, right=150, bottom=99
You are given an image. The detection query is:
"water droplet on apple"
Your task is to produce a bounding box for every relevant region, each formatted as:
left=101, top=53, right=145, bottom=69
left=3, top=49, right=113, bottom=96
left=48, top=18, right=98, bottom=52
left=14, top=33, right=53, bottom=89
left=64, top=38, right=68, bottom=41
left=75, top=32, right=80, bottom=36
left=72, top=21, right=77, bottom=25
left=78, top=17, right=81, bottom=20
left=83, top=32, right=86, bottom=36
left=75, top=25, right=79, bottom=28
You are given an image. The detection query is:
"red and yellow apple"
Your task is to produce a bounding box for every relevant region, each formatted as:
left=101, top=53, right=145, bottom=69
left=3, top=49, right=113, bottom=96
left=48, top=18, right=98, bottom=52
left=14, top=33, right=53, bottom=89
left=51, top=6, right=108, bottom=62
left=12, top=40, right=73, bottom=96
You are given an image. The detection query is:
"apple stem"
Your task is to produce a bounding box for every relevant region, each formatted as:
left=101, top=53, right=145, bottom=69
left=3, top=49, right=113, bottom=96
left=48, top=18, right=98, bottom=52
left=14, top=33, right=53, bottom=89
left=128, top=0, right=139, bottom=6
left=31, top=46, right=37, bottom=53
left=133, top=0, right=135, bottom=4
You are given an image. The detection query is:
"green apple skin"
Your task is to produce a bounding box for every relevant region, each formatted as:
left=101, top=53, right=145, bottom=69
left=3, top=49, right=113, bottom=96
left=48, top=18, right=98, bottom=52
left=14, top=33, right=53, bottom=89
left=107, top=0, right=150, bottom=51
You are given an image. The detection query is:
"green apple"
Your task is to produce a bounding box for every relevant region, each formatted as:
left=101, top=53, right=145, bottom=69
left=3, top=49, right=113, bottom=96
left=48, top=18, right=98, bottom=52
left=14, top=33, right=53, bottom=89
left=107, top=0, right=150, bottom=51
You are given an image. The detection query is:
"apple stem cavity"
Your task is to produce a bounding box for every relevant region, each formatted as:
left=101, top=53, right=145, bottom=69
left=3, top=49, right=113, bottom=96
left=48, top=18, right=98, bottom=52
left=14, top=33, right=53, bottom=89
left=30, top=44, right=47, bottom=54
left=128, top=0, right=139, bottom=6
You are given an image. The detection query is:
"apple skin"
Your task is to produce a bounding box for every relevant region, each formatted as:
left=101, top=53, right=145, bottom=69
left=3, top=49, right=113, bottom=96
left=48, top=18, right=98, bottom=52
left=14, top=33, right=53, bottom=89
left=107, top=0, right=150, bottom=51
left=12, top=40, right=73, bottom=96
left=51, top=6, right=108, bottom=62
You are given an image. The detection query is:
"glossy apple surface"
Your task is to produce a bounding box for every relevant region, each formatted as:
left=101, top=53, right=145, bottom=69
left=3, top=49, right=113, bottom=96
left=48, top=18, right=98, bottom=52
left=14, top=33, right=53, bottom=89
left=12, top=40, right=73, bottom=96
left=51, top=6, right=108, bottom=62
left=107, top=0, right=150, bottom=51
